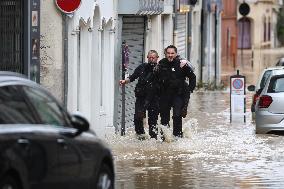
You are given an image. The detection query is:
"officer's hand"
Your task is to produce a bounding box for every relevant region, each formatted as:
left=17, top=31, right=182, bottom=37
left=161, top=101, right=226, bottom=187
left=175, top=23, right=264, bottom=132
left=120, top=79, right=130, bottom=85
left=119, top=80, right=126, bottom=86
left=180, top=59, right=188, bottom=68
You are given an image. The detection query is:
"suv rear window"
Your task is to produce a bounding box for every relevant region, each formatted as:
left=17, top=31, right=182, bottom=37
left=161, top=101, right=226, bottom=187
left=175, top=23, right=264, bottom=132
left=260, top=70, right=272, bottom=88
left=268, top=76, right=284, bottom=93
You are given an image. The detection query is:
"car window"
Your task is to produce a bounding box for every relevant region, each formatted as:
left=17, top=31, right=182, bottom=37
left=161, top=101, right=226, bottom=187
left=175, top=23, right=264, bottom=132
left=268, top=77, right=284, bottom=93
left=22, top=86, right=71, bottom=127
left=260, top=70, right=272, bottom=89
left=0, top=85, right=37, bottom=124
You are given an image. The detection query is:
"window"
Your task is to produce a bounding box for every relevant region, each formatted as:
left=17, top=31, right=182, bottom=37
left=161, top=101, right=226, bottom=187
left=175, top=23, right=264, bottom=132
left=263, top=17, right=267, bottom=42
left=260, top=70, right=272, bottom=88
left=268, top=77, right=284, bottom=93
left=23, top=86, right=70, bottom=127
left=268, top=18, right=271, bottom=41
left=0, top=85, right=37, bottom=124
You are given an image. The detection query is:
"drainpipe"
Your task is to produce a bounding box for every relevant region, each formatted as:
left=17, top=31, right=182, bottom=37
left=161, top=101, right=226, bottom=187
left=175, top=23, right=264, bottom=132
left=63, top=14, right=68, bottom=108
left=214, top=4, right=217, bottom=88
left=187, top=8, right=192, bottom=59
left=200, top=8, right=204, bottom=84
left=173, top=0, right=177, bottom=46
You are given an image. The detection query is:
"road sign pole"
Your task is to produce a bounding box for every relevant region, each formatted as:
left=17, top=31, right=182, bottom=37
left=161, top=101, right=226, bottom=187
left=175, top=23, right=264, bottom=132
left=230, top=70, right=246, bottom=123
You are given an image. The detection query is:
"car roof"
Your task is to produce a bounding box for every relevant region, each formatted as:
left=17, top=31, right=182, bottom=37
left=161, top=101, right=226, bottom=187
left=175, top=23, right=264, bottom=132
left=0, top=71, right=27, bottom=78
left=0, top=71, right=40, bottom=88
left=254, top=67, right=284, bottom=90
left=263, top=66, right=284, bottom=71
left=271, top=69, right=284, bottom=75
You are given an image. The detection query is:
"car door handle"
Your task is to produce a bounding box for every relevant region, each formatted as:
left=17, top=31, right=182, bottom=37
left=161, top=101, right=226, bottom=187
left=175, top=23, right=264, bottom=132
left=17, top=138, right=30, bottom=149
left=57, top=138, right=67, bottom=148
left=17, top=138, right=30, bottom=144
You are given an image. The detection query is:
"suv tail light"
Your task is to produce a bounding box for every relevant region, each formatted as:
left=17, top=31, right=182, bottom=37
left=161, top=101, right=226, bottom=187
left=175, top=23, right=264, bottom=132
left=252, top=93, right=260, bottom=105
left=258, top=95, right=273, bottom=108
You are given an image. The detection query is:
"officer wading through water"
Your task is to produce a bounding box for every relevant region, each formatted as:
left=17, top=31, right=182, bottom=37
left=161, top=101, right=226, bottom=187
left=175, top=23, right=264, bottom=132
left=119, top=50, right=160, bottom=140
left=157, top=45, right=196, bottom=138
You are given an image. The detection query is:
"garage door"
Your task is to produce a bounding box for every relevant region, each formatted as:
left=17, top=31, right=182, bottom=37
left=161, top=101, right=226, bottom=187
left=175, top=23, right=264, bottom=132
left=117, top=16, right=146, bottom=131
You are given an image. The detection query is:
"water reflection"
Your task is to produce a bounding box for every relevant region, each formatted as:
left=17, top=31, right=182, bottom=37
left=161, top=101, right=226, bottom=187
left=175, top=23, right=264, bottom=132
left=108, top=91, right=284, bottom=188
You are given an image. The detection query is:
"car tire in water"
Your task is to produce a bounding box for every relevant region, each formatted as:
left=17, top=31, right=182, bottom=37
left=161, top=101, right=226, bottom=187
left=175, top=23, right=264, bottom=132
left=96, top=164, right=114, bottom=189
left=0, top=175, right=20, bottom=189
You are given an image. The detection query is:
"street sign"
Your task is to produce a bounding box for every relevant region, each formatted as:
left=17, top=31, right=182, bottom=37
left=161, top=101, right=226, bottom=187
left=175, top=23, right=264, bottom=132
left=232, top=78, right=244, bottom=95
left=55, top=0, right=81, bottom=14
left=230, top=70, right=246, bottom=123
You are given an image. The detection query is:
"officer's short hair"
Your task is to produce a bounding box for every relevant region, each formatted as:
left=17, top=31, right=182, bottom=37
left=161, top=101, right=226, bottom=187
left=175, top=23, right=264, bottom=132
left=165, top=45, right=177, bottom=53
left=148, top=50, right=159, bottom=58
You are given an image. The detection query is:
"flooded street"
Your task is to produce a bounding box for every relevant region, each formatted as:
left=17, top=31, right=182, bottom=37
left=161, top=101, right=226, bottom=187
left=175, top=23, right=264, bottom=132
left=107, top=90, right=284, bottom=188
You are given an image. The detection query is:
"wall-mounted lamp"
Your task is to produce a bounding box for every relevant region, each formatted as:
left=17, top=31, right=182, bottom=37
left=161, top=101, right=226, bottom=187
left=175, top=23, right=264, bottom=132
left=109, top=27, right=116, bottom=33
left=88, top=27, right=93, bottom=32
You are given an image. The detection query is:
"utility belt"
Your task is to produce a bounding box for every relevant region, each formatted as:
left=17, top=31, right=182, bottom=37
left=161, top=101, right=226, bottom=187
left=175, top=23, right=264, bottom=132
left=135, top=82, right=159, bottom=97
left=134, top=84, right=146, bottom=97
left=161, top=79, right=185, bottom=95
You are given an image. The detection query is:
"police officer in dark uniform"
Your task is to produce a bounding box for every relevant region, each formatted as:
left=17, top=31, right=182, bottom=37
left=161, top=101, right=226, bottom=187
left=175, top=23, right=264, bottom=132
left=119, top=50, right=160, bottom=139
left=157, top=45, right=196, bottom=138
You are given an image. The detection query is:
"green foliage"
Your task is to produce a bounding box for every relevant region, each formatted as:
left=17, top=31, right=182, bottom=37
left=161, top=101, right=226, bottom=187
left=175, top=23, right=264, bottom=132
left=277, top=8, right=284, bottom=46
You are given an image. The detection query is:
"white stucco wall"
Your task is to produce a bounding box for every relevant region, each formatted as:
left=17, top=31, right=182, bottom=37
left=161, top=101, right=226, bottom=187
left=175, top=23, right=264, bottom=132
left=67, top=0, right=116, bottom=138
left=40, top=0, right=64, bottom=102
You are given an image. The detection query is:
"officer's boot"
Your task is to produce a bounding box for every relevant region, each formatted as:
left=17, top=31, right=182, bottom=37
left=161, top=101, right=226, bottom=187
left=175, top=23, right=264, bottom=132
left=173, top=116, right=183, bottom=138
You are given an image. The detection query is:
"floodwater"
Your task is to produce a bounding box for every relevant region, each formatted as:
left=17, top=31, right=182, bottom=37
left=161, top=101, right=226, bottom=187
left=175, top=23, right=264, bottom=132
left=107, top=90, right=284, bottom=189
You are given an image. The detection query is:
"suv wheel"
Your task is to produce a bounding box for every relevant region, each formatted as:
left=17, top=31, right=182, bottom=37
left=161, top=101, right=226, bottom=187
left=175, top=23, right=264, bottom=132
left=96, top=164, right=114, bottom=189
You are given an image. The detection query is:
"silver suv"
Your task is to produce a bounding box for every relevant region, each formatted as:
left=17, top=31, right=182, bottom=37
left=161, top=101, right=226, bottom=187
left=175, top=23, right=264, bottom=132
left=255, top=69, right=284, bottom=134
left=247, top=67, right=284, bottom=120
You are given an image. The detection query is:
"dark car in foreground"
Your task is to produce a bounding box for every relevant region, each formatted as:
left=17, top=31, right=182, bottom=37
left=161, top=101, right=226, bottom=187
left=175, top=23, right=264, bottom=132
left=0, top=72, right=114, bottom=189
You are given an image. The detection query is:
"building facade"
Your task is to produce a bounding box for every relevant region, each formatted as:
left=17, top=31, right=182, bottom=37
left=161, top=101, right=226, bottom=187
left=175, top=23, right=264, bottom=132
left=114, top=0, right=172, bottom=132
left=66, top=0, right=116, bottom=138
left=200, top=0, right=223, bottom=85
left=237, top=0, right=282, bottom=49
left=0, top=0, right=201, bottom=138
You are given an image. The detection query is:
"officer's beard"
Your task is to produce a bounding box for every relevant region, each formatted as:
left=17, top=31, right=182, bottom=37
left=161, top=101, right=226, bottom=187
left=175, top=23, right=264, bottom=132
left=167, top=57, right=175, bottom=62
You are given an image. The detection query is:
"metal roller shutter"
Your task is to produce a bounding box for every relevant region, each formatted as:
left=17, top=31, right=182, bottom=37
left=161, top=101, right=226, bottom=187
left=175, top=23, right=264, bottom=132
left=117, top=16, right=145, bottom=131
left=176, top=13, right=187, bottom=58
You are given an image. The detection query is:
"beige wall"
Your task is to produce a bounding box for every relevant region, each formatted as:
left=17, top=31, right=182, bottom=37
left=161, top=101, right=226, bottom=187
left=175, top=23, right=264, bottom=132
left=40, top=0, right=64, bottom=102
left=238, top=1, right=279, bottom=49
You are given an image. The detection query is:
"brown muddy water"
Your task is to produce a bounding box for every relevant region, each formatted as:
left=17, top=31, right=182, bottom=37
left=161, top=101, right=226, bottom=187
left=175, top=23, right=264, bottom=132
left=107, top=90, right=284, bottom=189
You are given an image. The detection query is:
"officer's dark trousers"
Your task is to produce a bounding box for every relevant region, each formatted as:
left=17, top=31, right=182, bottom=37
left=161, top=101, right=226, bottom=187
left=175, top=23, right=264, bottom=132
left=160, top=94, right=184, bottom=137
left=134, top=96, right=159, bottom=138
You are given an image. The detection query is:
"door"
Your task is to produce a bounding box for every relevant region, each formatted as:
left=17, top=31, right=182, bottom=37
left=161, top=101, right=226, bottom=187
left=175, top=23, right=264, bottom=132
left=238, top=17, right=251, bottom=49
left=22, top=85, right=82, bottom=189
left=0, top=84, right=59, bottom=188
left=176, top=13, right=187, bottom=58
left=117, top=16, right=146, bottom=129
